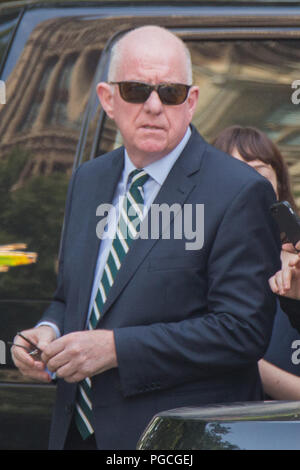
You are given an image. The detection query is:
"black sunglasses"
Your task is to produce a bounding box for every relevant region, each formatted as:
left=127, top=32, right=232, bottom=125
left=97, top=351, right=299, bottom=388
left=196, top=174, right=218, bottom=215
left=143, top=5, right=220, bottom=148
left=109, top=81, right=191, bottom=105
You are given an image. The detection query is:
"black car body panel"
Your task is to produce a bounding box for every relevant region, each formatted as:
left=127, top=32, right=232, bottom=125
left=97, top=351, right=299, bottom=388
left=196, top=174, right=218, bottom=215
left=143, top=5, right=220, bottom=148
left=1, top=0, right=300, bottom=449
left=137, top=401, right=300, bottom=450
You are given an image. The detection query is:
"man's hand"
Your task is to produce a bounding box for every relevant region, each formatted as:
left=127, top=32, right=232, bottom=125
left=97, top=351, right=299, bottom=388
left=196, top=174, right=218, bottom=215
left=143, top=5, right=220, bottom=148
left=269, top=252, right=300, bottom=300
left=41, top=329, right=118, bottom=383
left=11, top=326, right=57, bottom=382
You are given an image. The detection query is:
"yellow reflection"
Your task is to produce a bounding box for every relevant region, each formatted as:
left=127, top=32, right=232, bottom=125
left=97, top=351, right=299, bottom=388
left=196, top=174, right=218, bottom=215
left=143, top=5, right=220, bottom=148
left=0, top=244, right=38, bottom=272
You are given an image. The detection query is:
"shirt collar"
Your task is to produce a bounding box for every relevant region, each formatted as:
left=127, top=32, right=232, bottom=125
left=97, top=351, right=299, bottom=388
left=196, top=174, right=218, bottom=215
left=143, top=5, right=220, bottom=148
left=124, top=126, right=191, bottom=188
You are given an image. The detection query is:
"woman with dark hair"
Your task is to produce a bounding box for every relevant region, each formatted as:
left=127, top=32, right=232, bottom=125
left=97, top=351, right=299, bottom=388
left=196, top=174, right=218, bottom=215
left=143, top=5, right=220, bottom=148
left=213, top=125, right=300, bottom=400
left=213, top=125, right=297, bottom=211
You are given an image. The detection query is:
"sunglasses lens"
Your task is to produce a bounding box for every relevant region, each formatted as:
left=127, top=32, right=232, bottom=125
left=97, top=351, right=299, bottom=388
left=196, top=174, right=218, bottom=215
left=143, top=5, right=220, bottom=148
left=116, top=82, right=190, bottom=105
left=119, top=82, right=151, bottom=103
left=159, top=84, right=189, bottom=105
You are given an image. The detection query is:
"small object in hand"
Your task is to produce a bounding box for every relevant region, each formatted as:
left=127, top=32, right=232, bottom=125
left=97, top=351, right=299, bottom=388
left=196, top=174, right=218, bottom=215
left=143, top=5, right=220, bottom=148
left=8, top=341, right=32, bottom=352
left=9, top=332, right=43, bottom=361
left=16, top=331, right=43, bottom=355
left=8, top=342, right=41, bottom=358
left=28, top=349, right=40, bottom=357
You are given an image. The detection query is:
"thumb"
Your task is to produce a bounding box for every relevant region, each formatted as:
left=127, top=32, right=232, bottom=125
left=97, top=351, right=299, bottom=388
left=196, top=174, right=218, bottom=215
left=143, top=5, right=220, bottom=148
left=36, top=326, right=57, bottom=350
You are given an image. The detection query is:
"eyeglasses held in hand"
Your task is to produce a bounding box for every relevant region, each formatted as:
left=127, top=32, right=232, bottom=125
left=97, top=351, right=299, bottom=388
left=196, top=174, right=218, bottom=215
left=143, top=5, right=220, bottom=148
left=16, top=332, right=43, bottom=354
left=8, top=342, right=40, bottom=356
left=9, top=331, right=43, bottom=358
left=109, top=81, right=191, bottom=105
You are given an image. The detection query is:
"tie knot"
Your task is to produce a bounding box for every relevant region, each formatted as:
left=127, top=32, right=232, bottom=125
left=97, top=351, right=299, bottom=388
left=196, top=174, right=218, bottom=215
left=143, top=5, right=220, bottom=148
left=129, top=169, right=149, bottom=190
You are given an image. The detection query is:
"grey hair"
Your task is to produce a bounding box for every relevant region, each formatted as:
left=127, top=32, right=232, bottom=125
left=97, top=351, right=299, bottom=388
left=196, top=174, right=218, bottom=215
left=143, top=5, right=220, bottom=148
left=107, top=28, right=193, bottom=85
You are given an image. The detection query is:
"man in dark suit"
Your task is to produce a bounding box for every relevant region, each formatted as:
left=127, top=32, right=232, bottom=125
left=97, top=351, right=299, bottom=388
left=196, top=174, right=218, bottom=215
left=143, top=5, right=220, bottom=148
left=12, top=25, right=281, bottom=450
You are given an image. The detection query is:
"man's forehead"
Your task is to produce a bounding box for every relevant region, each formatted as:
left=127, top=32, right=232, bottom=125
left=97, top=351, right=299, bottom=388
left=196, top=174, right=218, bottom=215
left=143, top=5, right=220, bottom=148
left=120, top=26, right=181, bottom=47
left=118, top=28, right=185, bottom=62
left=123, top=40, right=182, bottom=60
left=122, top=53, right=172, bottom=72
left=117, top=41, right=187, bottom=80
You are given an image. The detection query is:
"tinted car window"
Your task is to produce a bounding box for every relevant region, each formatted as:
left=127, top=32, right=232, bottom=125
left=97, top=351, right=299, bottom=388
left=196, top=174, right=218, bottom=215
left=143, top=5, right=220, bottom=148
left=0, top=8, right=21, bottom=74
left=0, top=8, right=103, bottom=377
left=98, top=38, right=300, bottom=205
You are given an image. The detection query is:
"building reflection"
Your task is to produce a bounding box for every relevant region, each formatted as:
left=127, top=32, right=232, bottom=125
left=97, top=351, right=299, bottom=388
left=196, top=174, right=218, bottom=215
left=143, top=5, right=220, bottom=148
left=0, top=16, right=103, bottom=188
left=1, top=17, right=300, bottom=204
left=189, top=40, right=300, bottom=205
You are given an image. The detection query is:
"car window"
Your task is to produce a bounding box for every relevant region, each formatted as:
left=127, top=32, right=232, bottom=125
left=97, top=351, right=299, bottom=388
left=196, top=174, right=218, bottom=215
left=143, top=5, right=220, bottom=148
left=97, top=38, right=300, bottom=205
left=0, top=8, right=21, bottom=74
left=0, top=9, right=102, bottom=379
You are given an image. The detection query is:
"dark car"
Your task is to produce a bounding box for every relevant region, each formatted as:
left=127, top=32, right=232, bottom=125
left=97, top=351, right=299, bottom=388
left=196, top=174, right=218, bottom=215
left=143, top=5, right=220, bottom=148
left=137, top=401, right=300, bottom=450
left=1, top=0, right=300, bottom=450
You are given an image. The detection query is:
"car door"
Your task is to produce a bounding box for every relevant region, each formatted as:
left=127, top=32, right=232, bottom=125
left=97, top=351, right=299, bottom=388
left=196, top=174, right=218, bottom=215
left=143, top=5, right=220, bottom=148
left=0, top=2, right=106, bottom=449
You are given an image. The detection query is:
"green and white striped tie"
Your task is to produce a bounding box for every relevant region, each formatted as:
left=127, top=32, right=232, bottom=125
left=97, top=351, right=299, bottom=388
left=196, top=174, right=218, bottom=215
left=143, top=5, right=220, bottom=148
left=75, top=169, right=149, bottom=440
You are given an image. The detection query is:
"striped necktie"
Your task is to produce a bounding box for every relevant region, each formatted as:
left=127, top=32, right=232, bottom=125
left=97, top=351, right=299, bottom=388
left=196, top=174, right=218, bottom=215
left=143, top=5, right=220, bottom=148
left=75, top=169, right=149, bottom=440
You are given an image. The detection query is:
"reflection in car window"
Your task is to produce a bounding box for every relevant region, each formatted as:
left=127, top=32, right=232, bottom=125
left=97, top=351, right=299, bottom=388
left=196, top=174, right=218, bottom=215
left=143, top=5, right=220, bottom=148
left=0, top=9, right=21, bottom=73
left=99, top=39, right=300, bottom=206
left=0, top=9, right=104, bottom=378
left=0, top=11, right=102, bottom=306
left=18, top=56, right=58, bottom=132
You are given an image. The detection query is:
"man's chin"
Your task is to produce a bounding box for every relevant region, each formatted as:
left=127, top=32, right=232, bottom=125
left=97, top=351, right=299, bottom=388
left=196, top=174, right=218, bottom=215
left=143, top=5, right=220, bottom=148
left=138, top=144, right=169, bottom=161
left=138, top=137, right=169, bottom=154
left=125, top=138, right=172, bottom=164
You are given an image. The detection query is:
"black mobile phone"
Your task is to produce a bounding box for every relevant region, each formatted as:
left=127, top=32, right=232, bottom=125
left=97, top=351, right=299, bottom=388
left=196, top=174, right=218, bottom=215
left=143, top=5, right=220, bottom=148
left=270, top=201, right=300, bottom=246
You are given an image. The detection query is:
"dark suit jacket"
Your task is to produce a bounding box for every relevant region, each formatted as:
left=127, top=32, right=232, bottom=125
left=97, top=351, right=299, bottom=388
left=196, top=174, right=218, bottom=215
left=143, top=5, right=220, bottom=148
left=42, top=126, right=281, bottom=449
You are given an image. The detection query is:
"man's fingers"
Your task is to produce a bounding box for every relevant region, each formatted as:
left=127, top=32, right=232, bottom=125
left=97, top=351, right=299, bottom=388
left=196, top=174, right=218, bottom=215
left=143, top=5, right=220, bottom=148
left=45, top=337, right=86, bottom=378
left=41, top=330, right=117, bottom=382
left=46, top=350, right=70, bottom=374
left=63, top=372, right=84, bottom=383
left=11, top=327, right=57, bottom=382
left=11, top=343, right=37, bottom=368
left=42, top=335, right=81, bottom=374
left=41, top=336, right=66, bottom=363
left=35, top=326, right=57, bottom=350
left=11, top=347, right=52, bottom=382
left=55, top=361, right=81, bottom=381
left=18, top=366, right=52, bottom=382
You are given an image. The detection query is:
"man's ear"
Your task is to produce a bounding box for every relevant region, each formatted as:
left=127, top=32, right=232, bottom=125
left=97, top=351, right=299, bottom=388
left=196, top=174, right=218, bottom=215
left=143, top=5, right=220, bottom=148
left=187, top=85, right=199, bottom=121
left=96, top=82, right=115, bottom=119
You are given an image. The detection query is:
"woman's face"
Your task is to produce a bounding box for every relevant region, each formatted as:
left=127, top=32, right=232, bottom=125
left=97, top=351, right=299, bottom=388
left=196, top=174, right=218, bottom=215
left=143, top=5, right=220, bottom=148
left=231, top=147, right=278, bottom=198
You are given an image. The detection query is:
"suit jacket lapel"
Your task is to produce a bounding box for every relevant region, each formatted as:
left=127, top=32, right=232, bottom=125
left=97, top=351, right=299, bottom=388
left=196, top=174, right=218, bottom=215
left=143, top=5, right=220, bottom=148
left=100, top=128, right=206, bottom=319
left=77, top=148, right=124, bottom=330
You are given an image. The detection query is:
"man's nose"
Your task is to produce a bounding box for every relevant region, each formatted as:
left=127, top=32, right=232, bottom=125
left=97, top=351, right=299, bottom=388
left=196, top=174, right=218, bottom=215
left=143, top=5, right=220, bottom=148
left=143, top=90, right=163, bottom=113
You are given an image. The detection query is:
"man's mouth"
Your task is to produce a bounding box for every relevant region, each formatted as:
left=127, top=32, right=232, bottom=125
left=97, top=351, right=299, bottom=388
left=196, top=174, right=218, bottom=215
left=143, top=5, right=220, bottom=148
left=141, top=125, right=163, bottom=130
